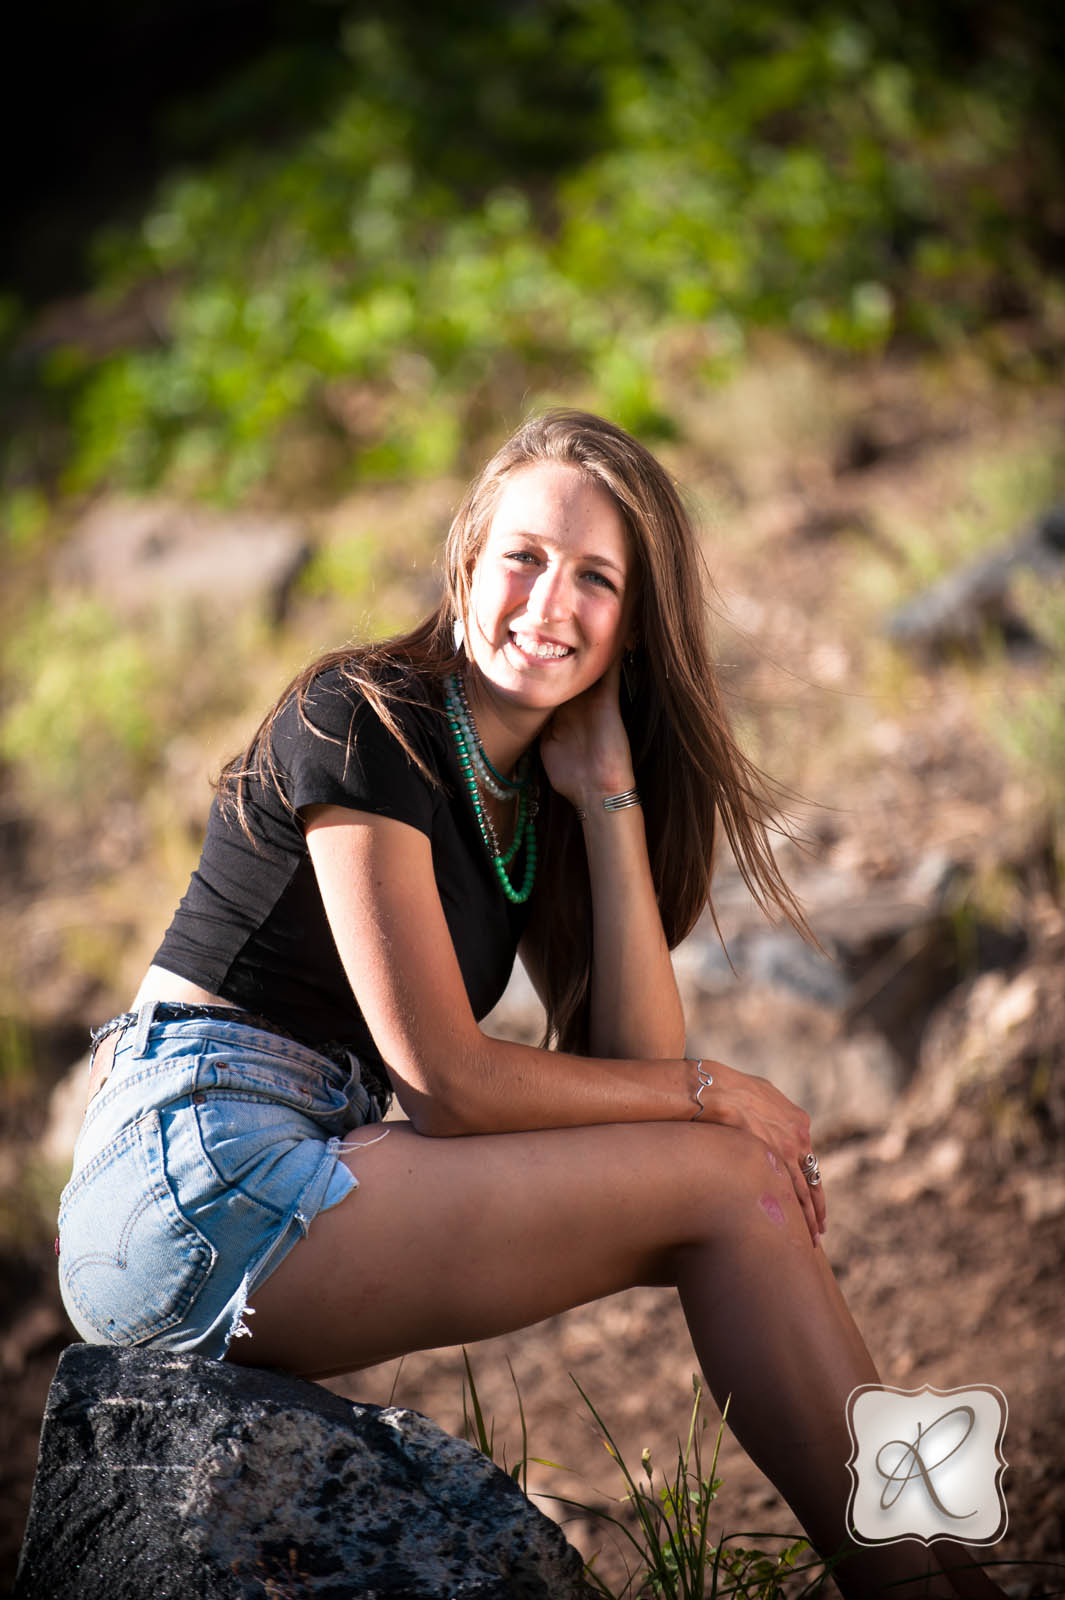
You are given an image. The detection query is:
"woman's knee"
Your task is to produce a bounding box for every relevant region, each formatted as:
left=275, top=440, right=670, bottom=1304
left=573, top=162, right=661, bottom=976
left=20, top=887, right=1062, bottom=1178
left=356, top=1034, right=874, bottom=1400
left=674, top=1124, right=811, bottom=1255
left=627, top=1122, right=796, bottom=1237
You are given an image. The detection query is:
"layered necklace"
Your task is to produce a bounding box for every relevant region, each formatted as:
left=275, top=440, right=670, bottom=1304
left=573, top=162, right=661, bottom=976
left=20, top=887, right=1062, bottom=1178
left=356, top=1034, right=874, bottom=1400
left=445, top=672, right=537, bottom=905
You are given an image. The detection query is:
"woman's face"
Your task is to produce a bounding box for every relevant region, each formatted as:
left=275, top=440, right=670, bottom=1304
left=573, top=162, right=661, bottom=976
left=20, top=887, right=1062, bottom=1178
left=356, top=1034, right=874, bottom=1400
left=466, top=462, right=635, bottom=714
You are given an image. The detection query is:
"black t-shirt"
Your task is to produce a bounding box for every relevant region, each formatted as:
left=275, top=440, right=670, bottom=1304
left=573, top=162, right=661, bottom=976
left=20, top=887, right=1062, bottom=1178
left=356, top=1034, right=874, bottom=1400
left=153, top=667, right=532, bottom=1082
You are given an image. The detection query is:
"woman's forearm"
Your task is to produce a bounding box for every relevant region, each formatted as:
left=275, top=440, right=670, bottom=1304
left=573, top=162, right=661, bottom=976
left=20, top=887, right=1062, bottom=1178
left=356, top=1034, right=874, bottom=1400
left=581, top=801, right=687, bottom=1059
left=399, top=1034, right=700, bottom=1137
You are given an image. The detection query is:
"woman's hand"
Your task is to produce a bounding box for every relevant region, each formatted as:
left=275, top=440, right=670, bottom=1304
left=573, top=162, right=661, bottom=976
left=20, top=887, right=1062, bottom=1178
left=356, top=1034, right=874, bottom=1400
left=700, top=1060, right=827, bottom=1246
left=539, top=655, right=635, bottom=810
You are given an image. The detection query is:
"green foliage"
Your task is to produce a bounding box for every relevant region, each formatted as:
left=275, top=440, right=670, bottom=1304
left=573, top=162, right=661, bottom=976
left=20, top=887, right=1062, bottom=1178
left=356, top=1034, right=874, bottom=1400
left=3, top=2, right=1061, bottom=507
left=0, top=597, right=163, bottom=808
left=1, top=487, right=51, bottom=553
left=298, top=528, right=380, bottom=607
left=0, top=1015, right=34, bottom=1090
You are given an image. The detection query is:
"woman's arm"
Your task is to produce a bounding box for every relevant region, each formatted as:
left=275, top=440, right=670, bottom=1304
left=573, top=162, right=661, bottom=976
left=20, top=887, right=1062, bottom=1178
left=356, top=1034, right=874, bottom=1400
left=536, top=656, right=685, bottom=1059
left=579, top=799, right=686, bottom=1058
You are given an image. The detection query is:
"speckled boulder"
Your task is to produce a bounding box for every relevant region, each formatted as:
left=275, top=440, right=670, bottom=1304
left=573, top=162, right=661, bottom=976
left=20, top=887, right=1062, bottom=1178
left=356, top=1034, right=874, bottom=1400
left=16, top=1344, right=592, bottom=1599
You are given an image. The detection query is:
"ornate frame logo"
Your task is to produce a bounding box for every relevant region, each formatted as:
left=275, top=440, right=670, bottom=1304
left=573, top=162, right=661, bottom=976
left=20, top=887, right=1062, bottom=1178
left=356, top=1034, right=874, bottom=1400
left=846, top=1384, right=1008, bottom=1546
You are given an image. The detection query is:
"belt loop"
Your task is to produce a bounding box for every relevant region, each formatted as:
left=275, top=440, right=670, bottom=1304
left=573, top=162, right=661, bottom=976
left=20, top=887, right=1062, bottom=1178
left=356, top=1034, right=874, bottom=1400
left=132, top=1001, right=157, bottom=1059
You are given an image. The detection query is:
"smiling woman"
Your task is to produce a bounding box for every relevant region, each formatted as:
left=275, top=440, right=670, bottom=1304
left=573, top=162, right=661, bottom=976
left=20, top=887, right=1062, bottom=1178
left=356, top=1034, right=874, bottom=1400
left=55, top=411, right=1006, bottom=1598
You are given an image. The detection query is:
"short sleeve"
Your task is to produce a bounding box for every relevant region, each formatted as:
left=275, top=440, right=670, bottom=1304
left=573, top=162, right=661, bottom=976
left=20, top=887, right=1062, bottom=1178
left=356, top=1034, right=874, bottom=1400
left=270, top=671, right=436, bottom=837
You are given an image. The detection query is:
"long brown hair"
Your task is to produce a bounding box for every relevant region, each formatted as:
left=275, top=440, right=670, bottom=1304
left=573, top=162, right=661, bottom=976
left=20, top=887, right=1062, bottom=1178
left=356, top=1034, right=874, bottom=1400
left=219, top=409, right=809, bottom=1052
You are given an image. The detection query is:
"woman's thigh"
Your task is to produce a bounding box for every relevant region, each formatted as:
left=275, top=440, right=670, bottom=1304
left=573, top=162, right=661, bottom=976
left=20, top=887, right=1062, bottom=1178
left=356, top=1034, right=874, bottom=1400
left=231, top=1118, right=804, bottom=1379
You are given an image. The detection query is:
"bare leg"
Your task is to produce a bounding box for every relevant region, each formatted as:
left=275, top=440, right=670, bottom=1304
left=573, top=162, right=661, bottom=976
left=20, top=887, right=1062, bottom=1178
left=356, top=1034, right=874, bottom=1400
left=232, top=1121, right=1004, bottom=1599
left=675, top=1223, right=1003, bottom=1597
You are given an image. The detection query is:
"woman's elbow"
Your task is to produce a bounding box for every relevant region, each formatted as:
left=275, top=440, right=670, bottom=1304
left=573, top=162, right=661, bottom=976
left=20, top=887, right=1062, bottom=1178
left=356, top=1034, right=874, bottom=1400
left=406, top=1101, right=475, bottom=1138
left=389, top=1056, right=488, bottom=1138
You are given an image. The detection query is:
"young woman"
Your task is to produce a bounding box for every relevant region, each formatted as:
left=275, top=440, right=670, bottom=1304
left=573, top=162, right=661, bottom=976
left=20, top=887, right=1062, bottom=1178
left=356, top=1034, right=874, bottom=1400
left=58, top=412, right=1004, bottom=1596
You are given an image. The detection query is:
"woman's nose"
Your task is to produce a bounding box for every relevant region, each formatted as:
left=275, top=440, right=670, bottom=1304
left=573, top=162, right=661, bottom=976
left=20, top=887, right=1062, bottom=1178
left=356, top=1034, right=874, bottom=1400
left=526, top=566, right=569, bottom=623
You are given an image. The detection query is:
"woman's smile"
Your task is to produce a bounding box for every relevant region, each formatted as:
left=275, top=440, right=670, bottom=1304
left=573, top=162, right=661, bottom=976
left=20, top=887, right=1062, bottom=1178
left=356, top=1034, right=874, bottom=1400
left=506, top=630, right=574, bottom=663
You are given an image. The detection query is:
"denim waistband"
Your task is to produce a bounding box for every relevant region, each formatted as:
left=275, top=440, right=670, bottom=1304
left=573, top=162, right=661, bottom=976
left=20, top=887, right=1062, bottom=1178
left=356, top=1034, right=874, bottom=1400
left=92, top=1000, right=392, bottom=1119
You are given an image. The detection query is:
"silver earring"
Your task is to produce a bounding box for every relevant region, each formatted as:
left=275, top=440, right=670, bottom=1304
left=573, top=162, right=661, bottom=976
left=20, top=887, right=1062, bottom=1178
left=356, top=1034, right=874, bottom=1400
left=452, top=616, right=465, bottom=651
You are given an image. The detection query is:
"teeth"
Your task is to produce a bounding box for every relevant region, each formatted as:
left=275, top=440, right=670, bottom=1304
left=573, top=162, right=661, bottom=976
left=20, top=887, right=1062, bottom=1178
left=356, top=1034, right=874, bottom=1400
left=512, top=632, right=573, bottom=660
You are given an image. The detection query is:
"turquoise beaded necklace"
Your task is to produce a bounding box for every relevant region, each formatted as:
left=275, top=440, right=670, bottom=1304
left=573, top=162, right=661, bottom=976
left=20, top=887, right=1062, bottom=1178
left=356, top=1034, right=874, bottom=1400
left=450, top=671, right=532, bottom=801
left=445, top=673, right=537, bottom=905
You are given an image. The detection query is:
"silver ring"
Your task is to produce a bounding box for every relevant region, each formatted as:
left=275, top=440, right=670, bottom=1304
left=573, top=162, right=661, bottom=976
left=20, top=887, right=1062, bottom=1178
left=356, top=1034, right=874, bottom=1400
left=801, top=1152, right=822, bottom=1188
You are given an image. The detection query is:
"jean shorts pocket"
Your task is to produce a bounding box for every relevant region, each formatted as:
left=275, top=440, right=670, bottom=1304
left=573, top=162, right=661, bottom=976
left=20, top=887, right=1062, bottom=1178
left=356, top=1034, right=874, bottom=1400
left=58, top=1108, right=217, bottom=1345
left=197, top=1053, right=352, bottom=1123
left=190, top=1092, right=329, bottom=1212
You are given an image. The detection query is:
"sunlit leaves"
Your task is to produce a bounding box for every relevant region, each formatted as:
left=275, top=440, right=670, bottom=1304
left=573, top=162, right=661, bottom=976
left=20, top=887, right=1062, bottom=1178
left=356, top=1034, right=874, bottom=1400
left=8, top=1, right=1052, bottom=503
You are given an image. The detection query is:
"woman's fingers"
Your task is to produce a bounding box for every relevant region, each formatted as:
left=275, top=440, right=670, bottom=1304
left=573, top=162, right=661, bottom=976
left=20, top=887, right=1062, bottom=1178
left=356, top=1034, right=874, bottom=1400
left=792, top=1146, right=827, bottom=1245
left=539, top=654, right=632, bottom=790
left=792, top=1159, right=825, bottom=1246
left=540, top=705, right=636, bottom=804
left=799, top=1145, right=827, bottom=1237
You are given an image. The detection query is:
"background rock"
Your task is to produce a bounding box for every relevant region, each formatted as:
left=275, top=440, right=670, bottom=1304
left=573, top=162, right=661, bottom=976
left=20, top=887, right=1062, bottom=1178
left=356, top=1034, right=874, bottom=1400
left=16, top=1344, right=592, bottom=1600
left=56, top=496, right=310, bottom=624
left=886, top=504, right=1065, bottom=659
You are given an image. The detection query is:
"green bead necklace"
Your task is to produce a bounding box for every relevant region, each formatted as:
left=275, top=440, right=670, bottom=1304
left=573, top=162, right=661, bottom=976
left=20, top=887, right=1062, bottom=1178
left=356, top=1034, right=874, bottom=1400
left=445, top=674, right=537, bottom=905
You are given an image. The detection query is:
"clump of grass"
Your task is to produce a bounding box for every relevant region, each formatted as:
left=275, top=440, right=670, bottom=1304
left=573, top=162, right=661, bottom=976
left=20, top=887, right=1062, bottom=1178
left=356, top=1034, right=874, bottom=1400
left=461, top=1347, right=544, bottom=1498
left=461, top=1354, right=836, bottom=1599
left=571, top=1376, right=834, bottom=1600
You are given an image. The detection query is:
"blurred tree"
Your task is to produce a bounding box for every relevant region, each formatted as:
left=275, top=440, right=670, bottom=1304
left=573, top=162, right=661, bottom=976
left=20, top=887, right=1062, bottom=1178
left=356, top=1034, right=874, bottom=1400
left=7, top=0, right=1064, bottom=302
left=2, top=0, right=1063, bottom=511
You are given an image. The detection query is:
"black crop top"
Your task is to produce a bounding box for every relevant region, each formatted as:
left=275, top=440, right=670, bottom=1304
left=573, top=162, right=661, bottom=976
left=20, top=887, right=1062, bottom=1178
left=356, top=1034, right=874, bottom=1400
left=153, top=668, right=532, bottom=1081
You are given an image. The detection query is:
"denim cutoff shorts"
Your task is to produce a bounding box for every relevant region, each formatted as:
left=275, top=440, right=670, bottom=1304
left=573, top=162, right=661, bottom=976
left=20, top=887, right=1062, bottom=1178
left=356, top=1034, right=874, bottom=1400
left=57, top=1001, right=385, bottom=1359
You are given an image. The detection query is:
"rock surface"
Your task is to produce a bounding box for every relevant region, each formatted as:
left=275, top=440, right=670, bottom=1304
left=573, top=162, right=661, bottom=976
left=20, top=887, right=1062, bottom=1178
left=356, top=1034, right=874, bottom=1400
left=886, top=503, right=1065, bottom=658
left=56, top=496, right=310, bottom=623
left=16, top=1344, right=592, bottom=1599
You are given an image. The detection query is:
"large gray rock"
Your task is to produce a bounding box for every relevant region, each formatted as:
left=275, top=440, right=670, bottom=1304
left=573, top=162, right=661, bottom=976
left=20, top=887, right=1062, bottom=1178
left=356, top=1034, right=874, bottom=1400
left=55, top=496, right=310, bottom=624
left=16, top=1345, right=591, bottom=1599
left=676, top=853, right=1026, bottom=1074
left=886, top=503, right=1065, bottom=659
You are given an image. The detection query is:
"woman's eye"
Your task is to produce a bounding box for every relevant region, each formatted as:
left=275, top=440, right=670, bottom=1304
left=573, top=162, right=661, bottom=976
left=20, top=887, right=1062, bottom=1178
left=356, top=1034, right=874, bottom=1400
left=583, top=570, right=616, bottom=591
left=505, top=550, right=539, bottom=565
